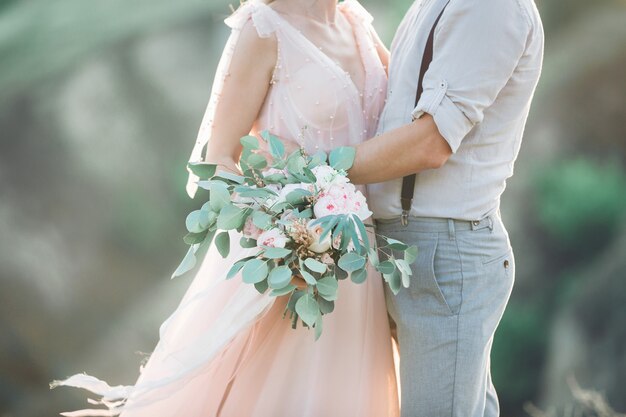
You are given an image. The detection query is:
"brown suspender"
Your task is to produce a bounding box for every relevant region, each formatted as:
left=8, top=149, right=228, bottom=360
left=400, top=2, right=449, bottom=226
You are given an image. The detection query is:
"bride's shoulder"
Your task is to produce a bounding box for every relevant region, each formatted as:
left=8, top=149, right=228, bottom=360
left=338, top=0, right=374, bottom=24
left=225, top=1, right=280, bottom=39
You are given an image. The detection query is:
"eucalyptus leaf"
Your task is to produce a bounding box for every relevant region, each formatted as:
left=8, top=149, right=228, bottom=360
left=300, top=269, right=317, bottom=285
left=367, top=247, right=380, bottom=267
left=215, top=231, right=230, bottom=258
left=252, top=211, right=273, bottom=230
left=385, top=237, right=409, bottom=251
left=316, top=276, right=338, bottom=301
left=216, top=204, right=249, bottom=230
left=185, top=210, right=209, bottom=233
left=294, top=208, right=313, bottom=219
left=268, top=265, right=293, bottom=290
left=350, top=267, right=368, bottom=284
left=314, top=311, right=323, bottom=340
left=396, top=259, right=412, bottom=288
left=226, top=260, right=246, bottom=280
left=242, top=259, right=269, bottom=284
left=377, top=260, right=396, bottom=275
left=309, top=150, right=327, bottom=166
left=240, top=237, right=257, bottom=248
left=335, top=265, right=349, bottom=280
left=240, top=135, right=260, bottom=150
left=286, top=152, right=306, bottom=174
left=214, top=171, right=245, bottom=184
left=235, top=187, right=278, bottom=198
left=187, top=162, right=217, bottom=180
left=405, top=245, right=418, bottom=264
left=286, top=189, right=312, bottom=205
left=268, top=134, right=285, bottom=158
left=184, top=230, right=208, bottom=245
left=287, top=290, right=305, bottom=314
left=247, top=153, right=267, bottom=170
left=317, top=297, right=335, bottom=314
left=295, top=294, right=320, bottom=327
left=384, top=270, right=402, bottom=295
left=209, top=182, right=230, bottom=212
left=270, top=284, right=297, bottom=297
left=254, top=279, right=269, bottom=294
left=329, top=146, right=356, bottom=170
left=351, top=215, right=370, bottom=252
left=171, top=245, right=197, bottom=278
left=338, top=252, right=366, bottom=272
left=304, top=258, right=327, bottom=274
left=262, top=247, right=292, bottom=259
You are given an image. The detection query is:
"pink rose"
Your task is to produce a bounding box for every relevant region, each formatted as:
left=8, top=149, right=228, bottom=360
left=243, top=216, right=263, bottom=240
left=320, top=253, right=335, bottom=265
left=257, top=228, right=289, bottom=248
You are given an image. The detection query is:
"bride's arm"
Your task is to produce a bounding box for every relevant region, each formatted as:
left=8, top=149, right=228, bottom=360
left=203, top=21, right=277, bottom=174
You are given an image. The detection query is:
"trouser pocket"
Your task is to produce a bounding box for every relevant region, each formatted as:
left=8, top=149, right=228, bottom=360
left=409, top=234, right=463, bottom=316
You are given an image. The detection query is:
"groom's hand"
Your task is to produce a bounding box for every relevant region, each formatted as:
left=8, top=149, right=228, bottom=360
left=348, top=113, right=452, bottom=185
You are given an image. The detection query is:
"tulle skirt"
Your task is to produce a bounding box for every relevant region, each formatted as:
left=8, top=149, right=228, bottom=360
left=52, top=231, right=400, bottom=417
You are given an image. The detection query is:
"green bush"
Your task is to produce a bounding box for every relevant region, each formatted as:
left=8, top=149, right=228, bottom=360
left=533, top=158, right=626, bottom=257
left=492, top=301, right=549, bottom=413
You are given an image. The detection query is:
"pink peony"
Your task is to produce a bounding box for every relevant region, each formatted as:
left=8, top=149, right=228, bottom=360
left=313, top=195, right=343, bottom=218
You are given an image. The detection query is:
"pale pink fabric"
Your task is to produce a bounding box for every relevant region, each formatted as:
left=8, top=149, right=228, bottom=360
left=51, top=1, right=398, bottom=416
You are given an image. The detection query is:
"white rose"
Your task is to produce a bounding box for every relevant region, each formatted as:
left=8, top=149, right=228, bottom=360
left=257, top=228, right=289, bottom=248
left=276, top=183, right=315, bottom=204
left=311, top=165, right=348, bottom=192
left=307, top=220, right=332, bottom=253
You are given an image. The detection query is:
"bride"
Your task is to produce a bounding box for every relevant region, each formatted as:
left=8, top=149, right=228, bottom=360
left=51, top=0, right=400, bottom=415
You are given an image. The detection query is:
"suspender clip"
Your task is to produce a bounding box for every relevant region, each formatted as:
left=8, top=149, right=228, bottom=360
left=401, top=210, right=410, bottom=227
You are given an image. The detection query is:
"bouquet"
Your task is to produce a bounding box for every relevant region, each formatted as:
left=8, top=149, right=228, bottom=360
left=173, top=132, right=417, bottom=339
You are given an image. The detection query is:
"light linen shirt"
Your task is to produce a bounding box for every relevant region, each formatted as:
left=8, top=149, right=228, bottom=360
left=368, top=0, right=544, bottom=221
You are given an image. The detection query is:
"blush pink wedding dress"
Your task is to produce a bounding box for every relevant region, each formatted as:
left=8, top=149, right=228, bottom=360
left=51, top=1, right=399, bottom=416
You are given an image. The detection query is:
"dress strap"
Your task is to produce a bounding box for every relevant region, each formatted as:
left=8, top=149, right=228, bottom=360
left=225, top=1, right=279, bottom=38
left=338, top=0, right=375, bottom=26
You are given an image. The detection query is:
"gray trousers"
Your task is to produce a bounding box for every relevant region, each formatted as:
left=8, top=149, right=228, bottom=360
left=375, top=212, right=515, bottom=417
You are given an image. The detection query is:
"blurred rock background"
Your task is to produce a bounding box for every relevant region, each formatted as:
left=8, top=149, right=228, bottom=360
left=0, top=0, right=624, bottom=416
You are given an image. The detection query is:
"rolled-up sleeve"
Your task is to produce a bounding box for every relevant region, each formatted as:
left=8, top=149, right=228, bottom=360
left=412, top=0, right=531, bottom=153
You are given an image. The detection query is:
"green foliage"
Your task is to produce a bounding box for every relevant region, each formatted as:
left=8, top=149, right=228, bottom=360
left=241, top=259, right=269, bottom=284
left=329, top=146, right=356, bottom=170
left=338, top=252, right=366, bottom=272
left=295, top=294, right=320, bottom=327
left=534, top=158, right=626, bottom=256
left=491, top=302, right=549, bottom=412
left=176, top=131, right=416, bottom=337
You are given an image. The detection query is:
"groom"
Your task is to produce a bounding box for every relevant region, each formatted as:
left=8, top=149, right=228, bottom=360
left=348, top=0, right=544, bottom=415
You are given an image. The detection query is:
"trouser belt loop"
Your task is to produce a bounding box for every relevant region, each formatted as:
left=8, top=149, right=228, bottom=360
left=488, top=215, right=494, bottom=231
left=447, top=218, right=456, bottom=240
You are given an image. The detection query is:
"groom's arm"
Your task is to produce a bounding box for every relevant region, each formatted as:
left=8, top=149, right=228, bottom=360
left=349, top=115, right=452, bottom=185
left=348, top=0, right=532, bottom=185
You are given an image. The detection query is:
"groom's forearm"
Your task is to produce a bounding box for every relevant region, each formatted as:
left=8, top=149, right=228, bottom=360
left=349, top=114, right=453, bottom=185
